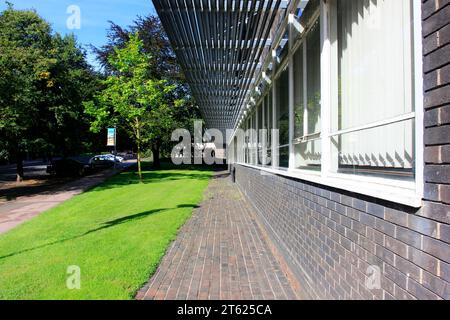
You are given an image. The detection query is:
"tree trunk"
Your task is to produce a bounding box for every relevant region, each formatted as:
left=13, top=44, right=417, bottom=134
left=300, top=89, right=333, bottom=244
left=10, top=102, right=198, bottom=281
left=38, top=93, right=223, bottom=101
left=136, top=123, right=143, bottom=182
left=152, top=143, right=161, bottom=168
left=137, top=144, right=142, bottom=181
left=16, top=152, right=24, bottom=183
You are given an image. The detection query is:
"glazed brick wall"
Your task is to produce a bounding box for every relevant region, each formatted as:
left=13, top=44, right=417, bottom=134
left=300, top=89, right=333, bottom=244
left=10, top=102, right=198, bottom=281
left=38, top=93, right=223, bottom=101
left=234, top=165, right=450, bottom=300
left=423, top=0, right=450, bottom=215
left=231, top=1, right=450, bottom=300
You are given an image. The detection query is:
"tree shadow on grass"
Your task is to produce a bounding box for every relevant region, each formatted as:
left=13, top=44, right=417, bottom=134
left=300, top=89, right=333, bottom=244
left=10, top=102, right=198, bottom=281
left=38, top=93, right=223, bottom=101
left=82, top=204, right=199, bottom=236
left=0, top=203, right=200, bottom=261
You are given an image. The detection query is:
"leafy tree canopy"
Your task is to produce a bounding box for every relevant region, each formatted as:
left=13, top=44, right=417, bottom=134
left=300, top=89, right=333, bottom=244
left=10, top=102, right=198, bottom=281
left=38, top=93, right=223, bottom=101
left=85, top=34, right=176, bottom=178
left=92, top=15, right=179, bottom=80
left=0, top=3, right=100, bottom=180
left=92, top=15, right=204, bottom=164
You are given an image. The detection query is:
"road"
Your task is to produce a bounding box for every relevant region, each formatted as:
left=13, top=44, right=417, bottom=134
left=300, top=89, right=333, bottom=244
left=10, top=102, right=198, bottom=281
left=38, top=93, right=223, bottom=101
left=0, top=161, right=48, bottom=183
left=0, top=156, right=98, bottom=183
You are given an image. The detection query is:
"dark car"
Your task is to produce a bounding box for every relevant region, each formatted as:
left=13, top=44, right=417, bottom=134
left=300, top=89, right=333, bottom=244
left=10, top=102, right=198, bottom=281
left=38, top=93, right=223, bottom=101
left=47, top=159, right=90, bottom=177
left=89, top=155, right=115, bottom=170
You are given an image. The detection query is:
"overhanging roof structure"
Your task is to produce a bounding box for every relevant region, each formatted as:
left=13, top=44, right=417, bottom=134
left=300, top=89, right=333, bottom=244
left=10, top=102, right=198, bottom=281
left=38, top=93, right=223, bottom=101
left=152, top=0, right=287, bottom=132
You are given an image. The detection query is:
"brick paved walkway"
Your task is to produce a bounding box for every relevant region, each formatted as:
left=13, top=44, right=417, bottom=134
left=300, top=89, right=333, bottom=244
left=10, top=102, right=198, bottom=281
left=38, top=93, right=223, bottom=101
left=136, top=171, right=300, bottom=300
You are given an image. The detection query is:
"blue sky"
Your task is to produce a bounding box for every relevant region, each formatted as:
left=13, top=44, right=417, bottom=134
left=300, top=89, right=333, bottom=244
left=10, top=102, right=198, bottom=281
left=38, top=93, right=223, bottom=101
left=0, top=0, right=156, bottom=69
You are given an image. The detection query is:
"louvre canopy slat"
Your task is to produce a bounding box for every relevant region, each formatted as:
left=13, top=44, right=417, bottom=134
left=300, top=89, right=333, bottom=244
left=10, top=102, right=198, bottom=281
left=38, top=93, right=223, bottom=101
left=153, top=0, right=284, bottom=132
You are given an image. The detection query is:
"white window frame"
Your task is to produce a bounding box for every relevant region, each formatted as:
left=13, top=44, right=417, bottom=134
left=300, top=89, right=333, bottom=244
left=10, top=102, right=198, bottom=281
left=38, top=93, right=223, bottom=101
left=231, top=0, right=424, bottom=208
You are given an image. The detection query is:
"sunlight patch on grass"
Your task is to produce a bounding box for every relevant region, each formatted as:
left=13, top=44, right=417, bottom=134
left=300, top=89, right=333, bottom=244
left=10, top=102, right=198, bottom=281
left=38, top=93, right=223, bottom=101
left=0, top=164, right=211, bottom=300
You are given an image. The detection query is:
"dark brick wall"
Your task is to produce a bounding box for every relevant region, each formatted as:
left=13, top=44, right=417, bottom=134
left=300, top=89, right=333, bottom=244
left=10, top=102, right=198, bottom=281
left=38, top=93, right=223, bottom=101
left=234, top=164, right=449, bottom=299
left=231, top=1, right=450, bottom=300
left=423, top=0, right=450, bottom=216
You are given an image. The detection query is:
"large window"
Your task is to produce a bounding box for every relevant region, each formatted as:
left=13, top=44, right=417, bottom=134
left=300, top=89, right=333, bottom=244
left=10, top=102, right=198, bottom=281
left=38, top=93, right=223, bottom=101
left=293, top=20, right=321, bottom=171
left=244, top=117, right=250, bottom=164
left=330, top=0, right=415, bottom=180
left=247, top=115, right=253, bottom=165
left=264, top=92, right=273, bottom=167
left=275, top=66, right=290, bottom=169
left=257, top=102, right=263, bottom=165
left=234, top=0, right=421, bottom=205
left=251, top=111, right=258, bottom=165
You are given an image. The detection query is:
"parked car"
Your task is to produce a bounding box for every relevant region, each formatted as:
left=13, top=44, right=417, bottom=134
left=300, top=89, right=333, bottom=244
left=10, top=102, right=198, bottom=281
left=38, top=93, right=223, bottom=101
left=121, top=151, right=136, bottom=160
left=89, top=155, right=116, bottom=170
left=47, top=159, right=90, bottom=177
left=103, top=154, right=124, bottom=163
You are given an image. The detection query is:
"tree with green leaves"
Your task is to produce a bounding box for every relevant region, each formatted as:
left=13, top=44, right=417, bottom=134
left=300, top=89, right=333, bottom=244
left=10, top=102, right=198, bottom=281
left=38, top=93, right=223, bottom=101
left=92, top=15, right=179, bottom=80
left=41, top=33, right=100, bottom=158
left=85, top=34, right=175, bottom=180
left=0, top=4, right=100, bottom=181
left=93, top=15, right=204, bottom=163
left=0, top=3, right=55, bottom=181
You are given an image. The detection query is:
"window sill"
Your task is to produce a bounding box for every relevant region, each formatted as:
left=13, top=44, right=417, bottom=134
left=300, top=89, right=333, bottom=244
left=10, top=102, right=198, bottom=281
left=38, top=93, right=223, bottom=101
left=234, top=162, right=422, bottom=208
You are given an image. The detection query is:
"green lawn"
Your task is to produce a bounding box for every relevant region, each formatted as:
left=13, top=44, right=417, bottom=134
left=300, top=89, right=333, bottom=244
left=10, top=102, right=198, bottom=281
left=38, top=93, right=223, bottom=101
left=0, top=163, right=211, bottom=300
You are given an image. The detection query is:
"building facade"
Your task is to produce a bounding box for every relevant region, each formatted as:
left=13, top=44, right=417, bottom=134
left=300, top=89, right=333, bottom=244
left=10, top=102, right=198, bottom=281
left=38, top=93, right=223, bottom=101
left=154, top=0, right=450, bottom=299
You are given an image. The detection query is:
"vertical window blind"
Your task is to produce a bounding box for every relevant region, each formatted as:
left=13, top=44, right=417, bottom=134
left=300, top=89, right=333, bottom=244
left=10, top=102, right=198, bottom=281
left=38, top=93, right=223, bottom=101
left=236, top=0, right=417, bottom=185
left=334, top=0, right=415, bottom=176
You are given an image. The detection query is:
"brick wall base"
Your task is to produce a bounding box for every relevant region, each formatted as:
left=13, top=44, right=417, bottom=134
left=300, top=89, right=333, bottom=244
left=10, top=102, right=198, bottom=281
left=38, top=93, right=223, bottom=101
left=233, top=164, right=450, bottom=300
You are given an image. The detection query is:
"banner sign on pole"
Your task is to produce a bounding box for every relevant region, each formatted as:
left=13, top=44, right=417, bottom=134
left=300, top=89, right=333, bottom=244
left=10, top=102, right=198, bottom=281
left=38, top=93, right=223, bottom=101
left=107, top=128, right=116, bottom=147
